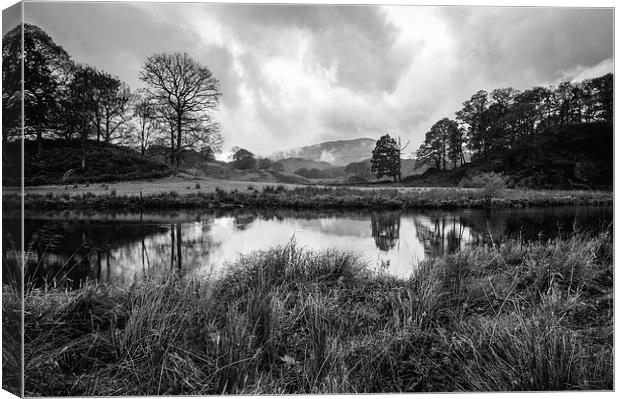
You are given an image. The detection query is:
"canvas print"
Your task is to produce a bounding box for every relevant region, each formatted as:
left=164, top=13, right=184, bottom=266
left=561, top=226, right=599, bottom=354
left=1, top=1, right=614, bottom=396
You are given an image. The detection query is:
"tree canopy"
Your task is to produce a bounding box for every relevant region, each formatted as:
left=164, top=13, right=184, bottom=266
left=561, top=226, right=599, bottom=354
left=140, top=51, right=221, bottom=166
left=232, top=147, right=257, bottom=170
left=416, top=73, right=613, bottom=170
left=371, top=134, right=401, bottom=182
left=2, top=23, right=72, bottom=149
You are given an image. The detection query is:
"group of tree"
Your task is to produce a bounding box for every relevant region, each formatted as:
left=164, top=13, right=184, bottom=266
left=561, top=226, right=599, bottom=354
left=2, top=24, right=223, bottom=167
left=229, top=147, right=275, bottom=171
left=415, top=73, right=613, bottom=170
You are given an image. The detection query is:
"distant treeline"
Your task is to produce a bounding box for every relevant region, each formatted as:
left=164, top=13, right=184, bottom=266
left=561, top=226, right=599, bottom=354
left=415, top=74, right=612, bottom=189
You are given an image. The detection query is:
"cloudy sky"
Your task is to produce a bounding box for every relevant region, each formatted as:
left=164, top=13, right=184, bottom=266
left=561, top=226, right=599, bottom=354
left=13, top=1, right=615, bottom=157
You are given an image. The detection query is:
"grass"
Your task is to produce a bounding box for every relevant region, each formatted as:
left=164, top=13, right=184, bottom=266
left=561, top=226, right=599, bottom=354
left=7, top=185, right=612, bottom=211
left=3, top=139, right=173, bottom=186
left=2, top=284, right=21, bottom=396
left=20, top=229, right=613, bottom=395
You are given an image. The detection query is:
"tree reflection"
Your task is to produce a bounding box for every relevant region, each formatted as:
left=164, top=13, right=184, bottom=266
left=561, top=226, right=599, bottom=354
left=370, top=212, right=401, bottom=251
left=233, top=214, right=255, bottom=230
left=20, top=218, right=168, bottom=287
left=413, top=215, right=466, bottom=257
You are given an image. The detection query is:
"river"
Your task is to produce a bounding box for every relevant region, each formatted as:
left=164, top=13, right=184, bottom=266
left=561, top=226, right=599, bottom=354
left=2, top=205, right=612, bottom=287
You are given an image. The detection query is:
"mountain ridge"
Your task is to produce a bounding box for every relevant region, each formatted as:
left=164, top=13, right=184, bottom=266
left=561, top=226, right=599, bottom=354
left=271, top=137, right=377, bottom=166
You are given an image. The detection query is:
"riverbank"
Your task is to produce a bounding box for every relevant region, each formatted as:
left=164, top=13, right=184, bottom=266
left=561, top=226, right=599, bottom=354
left=18, top=229, right=613, bottom=395
left=4, top=184, right=613, bottom=211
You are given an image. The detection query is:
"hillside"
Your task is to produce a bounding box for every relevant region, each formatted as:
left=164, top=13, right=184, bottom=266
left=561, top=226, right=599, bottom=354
left=271, top=138, right=376, bottom=166
left=272, top=158, right=333, bottom=173
left=3, top=140, right=173, bottom=186
left=404, top=122, right=613, bottom=189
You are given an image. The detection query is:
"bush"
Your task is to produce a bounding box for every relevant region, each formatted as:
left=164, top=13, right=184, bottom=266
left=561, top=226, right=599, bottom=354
left=460, top=172, right=508, bottom=200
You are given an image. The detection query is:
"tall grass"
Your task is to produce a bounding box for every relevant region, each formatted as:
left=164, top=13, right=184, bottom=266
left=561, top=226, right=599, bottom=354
left=23, top=229, right=613, bottom=395
left=8, top=185, right=613, bottom=211
left=2, top=229, right=22, bottom=396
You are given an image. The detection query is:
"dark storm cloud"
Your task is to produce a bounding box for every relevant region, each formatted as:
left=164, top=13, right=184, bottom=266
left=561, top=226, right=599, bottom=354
left=16, top=2, right=614, bottom=156
left=23, top=1, right=239, bottom=105
left=440, top=7, right=613, bottom=86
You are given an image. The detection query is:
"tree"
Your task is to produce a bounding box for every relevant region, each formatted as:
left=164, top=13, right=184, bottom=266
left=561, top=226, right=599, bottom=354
left=89, top=69, right=132, bottom=143
left=2, top=24, right=72, bottom=150
left=446, top=120, right=465, bottom=168
left=427, top=118, right=459, bottom=170
left=258, top=157, right=273, bottom=169
left=415, top=130, right=442, bottom=170
left=232, top=147, right=257, bottom=170
left=199, top=146, right=216, bottom=162
left=582, top=73, right=612, bottom=123
left=60, top=65, right=99, bottom=168
left=132, top=91, right=160, bottom=157
left=371, top=134, right=401, bottom=182
left=456, top=90, right=489, bottom=159
left=139, top=51, right=221, bottom=166
left=181, top=116, right=223, bottom=157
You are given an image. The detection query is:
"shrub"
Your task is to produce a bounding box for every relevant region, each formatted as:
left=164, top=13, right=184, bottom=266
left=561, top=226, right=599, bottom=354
left=460, top=172, right=508, bottom=200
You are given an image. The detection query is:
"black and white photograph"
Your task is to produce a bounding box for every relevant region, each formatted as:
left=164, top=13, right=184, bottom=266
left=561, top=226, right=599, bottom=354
left=1, top=0, right=615, bottom=396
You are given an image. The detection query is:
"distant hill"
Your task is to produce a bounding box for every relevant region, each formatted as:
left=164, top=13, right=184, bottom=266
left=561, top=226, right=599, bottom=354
left=273, top=158, right=333, bottom=173
left=272, top=138, right=376, bottom=166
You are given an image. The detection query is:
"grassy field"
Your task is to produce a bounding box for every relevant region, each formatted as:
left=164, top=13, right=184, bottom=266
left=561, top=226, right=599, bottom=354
left=15, top=229, right=613, bottom=395
left=3, top=178, right=612, bottom=211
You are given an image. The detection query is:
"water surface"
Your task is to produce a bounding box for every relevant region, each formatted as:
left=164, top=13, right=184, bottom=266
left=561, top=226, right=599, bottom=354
left=3, top=206, right=612, bottom=286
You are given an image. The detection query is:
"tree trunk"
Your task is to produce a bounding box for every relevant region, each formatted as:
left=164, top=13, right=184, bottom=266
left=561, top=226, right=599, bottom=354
left=176, top=115, right=182, bottom=167
left=140, top=129, right=145, bottom=158
left=37, top=131, right=43, bottom=154
left=81, top=137, right=86, bottom=169
left=169, top=126, right=175, bottom=165
left=104, top=117, right=110, bottom=144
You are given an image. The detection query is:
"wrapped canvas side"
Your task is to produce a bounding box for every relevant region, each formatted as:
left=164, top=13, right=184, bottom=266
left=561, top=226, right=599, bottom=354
left=2, top=1, right=24, bottom=397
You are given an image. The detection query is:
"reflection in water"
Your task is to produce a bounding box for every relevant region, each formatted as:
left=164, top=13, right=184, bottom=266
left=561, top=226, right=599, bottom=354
left=371, top=212, right=401, bottom=251
left=8, top=205, right=612, bottom=286
left=414, top=215, right=469, bottom=257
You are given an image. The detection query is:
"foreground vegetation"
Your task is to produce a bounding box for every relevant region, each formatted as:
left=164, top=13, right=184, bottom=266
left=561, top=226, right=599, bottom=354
left=7, top=184, right=612, bottom=211
left=15, top=229, right=613, bottom=395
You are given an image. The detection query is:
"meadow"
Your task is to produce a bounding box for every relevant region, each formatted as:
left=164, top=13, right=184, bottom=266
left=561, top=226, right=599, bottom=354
left=11, top=228, right=613, bottom=395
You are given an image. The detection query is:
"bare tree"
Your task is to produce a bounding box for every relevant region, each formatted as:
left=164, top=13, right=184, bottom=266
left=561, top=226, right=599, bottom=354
left=132, top=91, right=160, bottom=157
left=139, top=51, right=220, bottom=166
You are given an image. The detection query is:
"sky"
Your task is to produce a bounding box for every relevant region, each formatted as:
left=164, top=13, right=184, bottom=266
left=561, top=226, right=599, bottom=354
left=9, top=1, right=615, bottom=158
